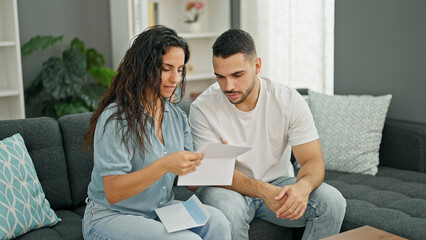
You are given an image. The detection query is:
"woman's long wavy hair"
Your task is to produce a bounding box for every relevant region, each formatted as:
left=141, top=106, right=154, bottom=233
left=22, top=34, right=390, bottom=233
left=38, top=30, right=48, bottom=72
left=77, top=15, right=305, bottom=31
left=83, top=25, right=190, bottom=154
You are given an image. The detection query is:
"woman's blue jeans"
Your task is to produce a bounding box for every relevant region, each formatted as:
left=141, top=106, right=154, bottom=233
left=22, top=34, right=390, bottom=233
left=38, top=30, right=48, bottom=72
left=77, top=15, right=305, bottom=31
left=196, top=176, right=346, bottom=240
left=82, top=199, right=231, bottom=240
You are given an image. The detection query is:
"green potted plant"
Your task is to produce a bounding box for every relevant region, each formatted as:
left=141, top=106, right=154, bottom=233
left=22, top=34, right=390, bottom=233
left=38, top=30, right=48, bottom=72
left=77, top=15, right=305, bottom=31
left=22, top=35, right=116, bottom=118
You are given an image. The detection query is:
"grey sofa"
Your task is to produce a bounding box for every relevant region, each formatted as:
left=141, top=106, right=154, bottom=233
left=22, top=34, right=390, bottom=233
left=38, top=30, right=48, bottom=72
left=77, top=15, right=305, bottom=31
left=0, top=111, right=425, bottom=240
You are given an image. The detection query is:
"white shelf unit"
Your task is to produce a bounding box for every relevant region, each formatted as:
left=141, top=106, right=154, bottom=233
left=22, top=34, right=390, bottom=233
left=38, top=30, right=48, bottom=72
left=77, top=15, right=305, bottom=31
left=110, top=0, right=230, bottom=101
left=0, top=0, right=25, bottom=120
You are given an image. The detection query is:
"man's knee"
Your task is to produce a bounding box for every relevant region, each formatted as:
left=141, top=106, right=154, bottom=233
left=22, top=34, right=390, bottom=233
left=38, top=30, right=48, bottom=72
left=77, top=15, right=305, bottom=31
left=205, top=206, right=232, bottom=232
left=313, top=183, right=346, bottom=220
left=331, top=188, right=346, bottom=220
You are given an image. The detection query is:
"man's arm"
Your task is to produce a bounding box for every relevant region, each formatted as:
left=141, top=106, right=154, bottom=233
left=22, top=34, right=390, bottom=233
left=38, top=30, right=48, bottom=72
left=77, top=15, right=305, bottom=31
left=275, top=139, right=325, bottom=220
left=293, top=139, right=325, bottom=194
left=222, top=169, right=274, bottom=198
left=195, top=161, right=284, bottom=215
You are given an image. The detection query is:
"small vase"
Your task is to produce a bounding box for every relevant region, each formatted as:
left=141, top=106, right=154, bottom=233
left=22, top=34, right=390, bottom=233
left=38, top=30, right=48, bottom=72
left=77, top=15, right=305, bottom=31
left=186, top=21, right=202, bottom=33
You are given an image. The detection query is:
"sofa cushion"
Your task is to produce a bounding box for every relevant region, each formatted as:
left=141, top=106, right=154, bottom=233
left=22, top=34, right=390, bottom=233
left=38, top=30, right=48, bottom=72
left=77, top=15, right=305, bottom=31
left=0, top=117, right=72, bottom=210
left=308, top=91, right=392, bottom=175
left=248, top=218, right=293, bottom=240
left=72, top=205, right=87, bottom=218
left=15, top=210, right=83, bottom=240
left=58, top=113, right=93, bottom=208
left=379, top=118, right=426, bottom=173
left=0, top=134, right=61, bottom=239
left=324, top=166, right=426, bottom=240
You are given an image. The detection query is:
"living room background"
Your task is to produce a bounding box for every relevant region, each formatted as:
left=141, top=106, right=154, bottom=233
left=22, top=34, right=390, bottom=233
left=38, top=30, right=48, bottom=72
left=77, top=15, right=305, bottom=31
left=16, top=0, right=426, bottom=124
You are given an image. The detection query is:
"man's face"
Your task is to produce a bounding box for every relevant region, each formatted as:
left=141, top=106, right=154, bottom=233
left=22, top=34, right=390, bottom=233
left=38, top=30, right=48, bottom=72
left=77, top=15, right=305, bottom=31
left=213, top=53, right=261, bottom=105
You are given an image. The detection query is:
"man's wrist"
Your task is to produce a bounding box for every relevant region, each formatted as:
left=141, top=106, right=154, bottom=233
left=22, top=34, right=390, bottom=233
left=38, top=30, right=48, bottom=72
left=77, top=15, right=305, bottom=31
left=256, top=180, right=275, bottom=200
left=297, top=178, right=313, bottom=193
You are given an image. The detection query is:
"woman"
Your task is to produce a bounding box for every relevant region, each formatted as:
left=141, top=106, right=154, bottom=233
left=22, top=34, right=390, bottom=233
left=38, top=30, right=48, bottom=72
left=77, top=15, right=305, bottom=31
left=82, top=25, right=231, bottom=240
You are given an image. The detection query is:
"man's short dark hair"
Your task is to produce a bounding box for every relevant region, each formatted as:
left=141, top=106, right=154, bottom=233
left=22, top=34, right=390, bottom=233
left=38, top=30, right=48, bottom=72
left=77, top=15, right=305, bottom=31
left=212, top=29, right=257, bottom=59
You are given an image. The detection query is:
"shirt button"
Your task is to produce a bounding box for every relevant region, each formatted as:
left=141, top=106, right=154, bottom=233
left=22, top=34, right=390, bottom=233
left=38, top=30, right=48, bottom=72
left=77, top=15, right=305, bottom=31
left=162, top=186, right=166, bottom=190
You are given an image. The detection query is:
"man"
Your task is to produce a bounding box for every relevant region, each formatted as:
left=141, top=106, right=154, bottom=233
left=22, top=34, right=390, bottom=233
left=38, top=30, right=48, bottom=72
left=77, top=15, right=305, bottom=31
left=188, top=29, right=346, bottom=240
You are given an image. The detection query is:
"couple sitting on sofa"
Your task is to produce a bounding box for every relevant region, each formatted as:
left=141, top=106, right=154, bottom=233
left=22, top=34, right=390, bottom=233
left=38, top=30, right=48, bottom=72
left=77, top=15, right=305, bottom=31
left=82, top=25, right=346, bottom=240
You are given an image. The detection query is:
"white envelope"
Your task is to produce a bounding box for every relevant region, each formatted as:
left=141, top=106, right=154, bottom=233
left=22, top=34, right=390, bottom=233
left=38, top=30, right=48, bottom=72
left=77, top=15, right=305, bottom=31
left=177, top=143, right=251, bottom=186
left=155, top=195, right=210, bottom=233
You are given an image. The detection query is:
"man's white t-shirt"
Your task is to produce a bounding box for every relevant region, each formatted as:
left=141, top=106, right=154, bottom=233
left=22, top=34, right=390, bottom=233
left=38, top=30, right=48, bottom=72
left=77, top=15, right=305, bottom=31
left=189, top=77, right=319, bottom=182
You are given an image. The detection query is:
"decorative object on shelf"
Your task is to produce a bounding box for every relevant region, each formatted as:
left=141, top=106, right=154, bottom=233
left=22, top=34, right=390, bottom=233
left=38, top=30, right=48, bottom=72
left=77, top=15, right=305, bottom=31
left=147, top=1, right=159, bottom=27
left=186, top=63, right=195, bottom=75
left=21, top=35, right=116, bottom=118
left=184, top=1, right=204, bottom=33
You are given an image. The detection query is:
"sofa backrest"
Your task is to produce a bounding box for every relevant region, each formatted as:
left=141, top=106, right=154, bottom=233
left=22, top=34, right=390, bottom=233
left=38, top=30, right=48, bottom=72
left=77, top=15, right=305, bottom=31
left=379, top=118, right=426, bottom=173
left=58, top=112, right=93, bottom=208
left=3, top=111, right=423, bottom=213
left=0, top=117, right=73, bottom=210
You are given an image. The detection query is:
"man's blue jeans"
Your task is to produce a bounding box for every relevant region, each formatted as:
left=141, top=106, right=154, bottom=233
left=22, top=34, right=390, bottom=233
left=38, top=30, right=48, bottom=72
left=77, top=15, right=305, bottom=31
left=196, top=176, right=346, bottom=240
left=82, top=199, right=231, bottom=240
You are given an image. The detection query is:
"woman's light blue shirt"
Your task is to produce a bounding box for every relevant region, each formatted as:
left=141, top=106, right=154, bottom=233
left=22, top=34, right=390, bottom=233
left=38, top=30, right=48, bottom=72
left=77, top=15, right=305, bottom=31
left=87, top=102, right=193, bottom=219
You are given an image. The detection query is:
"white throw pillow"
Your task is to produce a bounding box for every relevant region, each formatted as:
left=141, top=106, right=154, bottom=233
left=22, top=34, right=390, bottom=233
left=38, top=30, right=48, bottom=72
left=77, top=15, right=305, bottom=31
left=308, top=91, right=392, bottom=175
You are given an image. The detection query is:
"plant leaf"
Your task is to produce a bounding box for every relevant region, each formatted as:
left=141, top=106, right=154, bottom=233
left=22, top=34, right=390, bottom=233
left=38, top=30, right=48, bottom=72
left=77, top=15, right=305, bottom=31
left=86, top=48, right=105, bottom=70
left=41, top=49, right=87, bottom=100
left=70, top=37, right=85, bottom=53
left=90, top=66, right=115, bottom=88
left=24, top=35, right=113, bottom=118
left=54, top=100, right=91, bottom=118
left=63, top=48, right=87, bottom=82
left=25, top=74, right=47, bottom=105
left=41, top=57, right=69, bottom=99
left=21, top=35, right=64, bottom=56
left=79, top=82, right=108, bottom=109
left=41, top=99, right=60, bottom=118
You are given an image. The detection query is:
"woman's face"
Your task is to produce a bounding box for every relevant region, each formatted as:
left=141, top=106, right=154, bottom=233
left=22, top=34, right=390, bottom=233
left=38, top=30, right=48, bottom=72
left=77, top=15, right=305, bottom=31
left=160, top=47, right=185, bottom=98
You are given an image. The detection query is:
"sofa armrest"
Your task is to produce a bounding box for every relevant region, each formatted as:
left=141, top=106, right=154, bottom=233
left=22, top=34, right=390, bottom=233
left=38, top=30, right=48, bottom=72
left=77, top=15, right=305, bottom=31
left=379, top=118, right=426, bottom=173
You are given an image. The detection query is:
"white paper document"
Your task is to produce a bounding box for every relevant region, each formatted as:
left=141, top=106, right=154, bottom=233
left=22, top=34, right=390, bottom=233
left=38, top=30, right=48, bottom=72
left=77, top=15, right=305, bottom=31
left=155, top=195, right=210, bottom=233
left=177, top=143, right=252, bottom=186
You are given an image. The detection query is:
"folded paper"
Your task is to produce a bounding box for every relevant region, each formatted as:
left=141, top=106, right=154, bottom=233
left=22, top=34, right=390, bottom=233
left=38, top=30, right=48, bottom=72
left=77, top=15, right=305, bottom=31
left=155, top=195, right=210, bottom=233
left=178, top=143, right=251, bottom=186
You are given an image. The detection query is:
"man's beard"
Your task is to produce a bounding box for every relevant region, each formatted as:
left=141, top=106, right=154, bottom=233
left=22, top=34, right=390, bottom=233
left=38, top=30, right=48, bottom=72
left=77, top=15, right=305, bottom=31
left=223, top=76, right=256, bottom=105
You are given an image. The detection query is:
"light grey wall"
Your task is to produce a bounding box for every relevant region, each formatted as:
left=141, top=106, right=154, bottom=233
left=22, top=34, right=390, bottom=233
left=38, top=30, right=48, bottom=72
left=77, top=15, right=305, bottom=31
left=17, top=0, right=112, bottom=117
left=334, top=0, right=426, bottom=124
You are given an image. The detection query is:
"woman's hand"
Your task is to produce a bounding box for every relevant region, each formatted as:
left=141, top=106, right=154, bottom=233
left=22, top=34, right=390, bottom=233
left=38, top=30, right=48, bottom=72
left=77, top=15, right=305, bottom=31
left=160, top=151, right=203, bottom=175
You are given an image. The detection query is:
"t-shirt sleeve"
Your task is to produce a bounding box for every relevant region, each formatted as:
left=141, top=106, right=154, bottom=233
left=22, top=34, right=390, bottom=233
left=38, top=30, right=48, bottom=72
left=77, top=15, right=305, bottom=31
left=288, top=90, right=319, bottom=146
left=189, top=103, right=222, bottom=151
left=94, top=110, right=133, bottom=177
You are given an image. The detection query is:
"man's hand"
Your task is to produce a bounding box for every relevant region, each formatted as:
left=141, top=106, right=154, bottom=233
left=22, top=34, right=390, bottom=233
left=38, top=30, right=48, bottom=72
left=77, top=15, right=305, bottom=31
left=274, top=181, right=311, bottom=220
left=221, top=168, right=314, bottom=222
left=261, top=184, right=287, bottom=213
left=260, top=181, right=310, bottom=221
